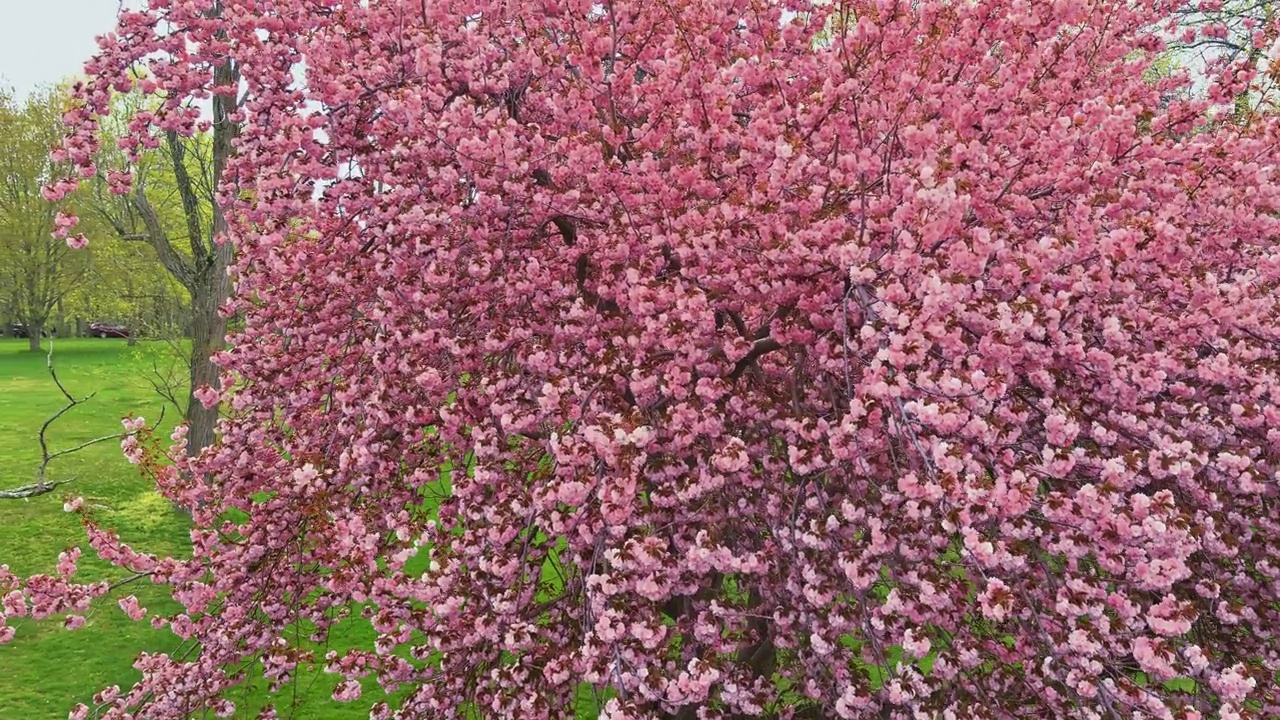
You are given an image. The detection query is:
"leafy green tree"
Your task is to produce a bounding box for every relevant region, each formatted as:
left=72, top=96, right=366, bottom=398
left=0, top=86, right=90, bottom=351
left=75, top=233, right=190, bottom=338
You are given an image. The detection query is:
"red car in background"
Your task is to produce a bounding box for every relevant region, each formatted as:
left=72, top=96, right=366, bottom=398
left=89, top=322, right=132, bottom=339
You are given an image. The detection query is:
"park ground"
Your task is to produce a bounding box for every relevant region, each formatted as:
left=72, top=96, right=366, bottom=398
left=0, top=339, right=396, bottom=719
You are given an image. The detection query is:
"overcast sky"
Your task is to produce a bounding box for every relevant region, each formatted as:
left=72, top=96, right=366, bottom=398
left=0, top=0, right=122, bottom=99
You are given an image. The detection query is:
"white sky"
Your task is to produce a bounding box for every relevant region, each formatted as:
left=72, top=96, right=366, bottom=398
left=0, top=0, right=123, bottom=99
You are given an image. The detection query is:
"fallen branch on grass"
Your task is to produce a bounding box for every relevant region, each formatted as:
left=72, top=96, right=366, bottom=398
left=0, top=342, right=162, bottom=501
left=0, top=480, right=71, bottom=500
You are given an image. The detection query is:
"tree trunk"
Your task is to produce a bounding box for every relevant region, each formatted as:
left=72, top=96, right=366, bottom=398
left=184, top=242, right=232, bottom=457
left=183, top=43, right=238, bottom=459
left=99, top=10, right=237, bottom=462
left=27, top=325, right=42, bottom=352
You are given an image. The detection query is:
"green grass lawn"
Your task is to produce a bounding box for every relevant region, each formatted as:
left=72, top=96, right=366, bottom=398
left=0, top=338, right=192, bottom=718
left=0, top=338, right=394, bottom=719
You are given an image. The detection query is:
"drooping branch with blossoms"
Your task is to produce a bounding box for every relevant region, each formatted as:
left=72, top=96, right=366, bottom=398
left=0, top=349, right=170, bottom=649
left=4, top=0, right=1280, bottom=718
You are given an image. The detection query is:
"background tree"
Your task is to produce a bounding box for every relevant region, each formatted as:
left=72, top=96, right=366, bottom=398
left=83, top=73, right=238, bottom=457
left=0, top=86, right=93, bottom=352
left=4, top=1, right=1280, bottom=719
left=73, top=236, right=191, bottom=343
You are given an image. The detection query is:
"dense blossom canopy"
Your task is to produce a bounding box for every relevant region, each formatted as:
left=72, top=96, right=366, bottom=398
left=4, top=0, right=1280, bottom=718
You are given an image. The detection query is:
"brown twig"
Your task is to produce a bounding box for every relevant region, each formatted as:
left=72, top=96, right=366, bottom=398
left=0, top=341, right=164, bottom=500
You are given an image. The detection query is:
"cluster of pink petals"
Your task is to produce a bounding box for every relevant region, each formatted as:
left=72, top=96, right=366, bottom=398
left=5, top=0, right=1280, bottom=718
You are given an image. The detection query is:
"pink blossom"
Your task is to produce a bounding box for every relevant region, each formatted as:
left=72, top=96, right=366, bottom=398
left=1147, top=594, right=1194, bottom=636
left=56, top=549, right=80, bottom=578
left=92, top=685, right=120, bottom=704
left=902, top=628, right=931, bottom=658
left=331, top=679, right=362, bottom=702
left=51, top=212, right=79, bottom=239
left=1132, top=636, right=1176, bottom=680
left=193, top=385, right=220, bottom=409
left=2, top=591, right=25, bottom=618
left=118, top=595, right=147, bottom=621
left=1211, top=664, right=1257, bottom=704
left=978, top=579, right=1011, bottom=622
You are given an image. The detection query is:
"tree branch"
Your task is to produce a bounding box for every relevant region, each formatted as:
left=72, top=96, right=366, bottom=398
left=129, top=186, right=196, bottom=291
left=0, top=480, right=69, bottom=500
left=164, top=130, right=210, bottom=260
left=729, top=336, right=783, bottom=380
left=0, top=343, right=163, bottom=500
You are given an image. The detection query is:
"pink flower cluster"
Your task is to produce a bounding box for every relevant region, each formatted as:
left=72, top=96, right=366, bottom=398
left=6, top=0, right=1280, bottom=718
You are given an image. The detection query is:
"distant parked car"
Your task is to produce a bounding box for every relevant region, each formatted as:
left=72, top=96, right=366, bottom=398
left=7, top=323, right=29, bottom=338
left=89, top=322, right=131, bottom=339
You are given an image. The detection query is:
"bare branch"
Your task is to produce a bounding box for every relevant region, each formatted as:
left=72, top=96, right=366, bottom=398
left=164, top=130, right=210, bottom=259
left=0, top=343, right=164, bottom=500
left=0, top=480, right=70, bottom=500
left=109, top=571, right=154, bottom=591
left=43, top=434, right=132, bottom=468
left=130, top=186, right=197, bottom=290
left=729, top=336, right=784, bottom=381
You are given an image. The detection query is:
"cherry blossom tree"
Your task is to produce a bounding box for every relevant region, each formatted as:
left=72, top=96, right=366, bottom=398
left=5, top=0, right=1280, bottom=718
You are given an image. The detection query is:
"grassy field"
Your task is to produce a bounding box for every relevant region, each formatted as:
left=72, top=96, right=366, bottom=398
left=0, top=339, right=190, bottom=718
left=0, top=339, right=393, bottom=719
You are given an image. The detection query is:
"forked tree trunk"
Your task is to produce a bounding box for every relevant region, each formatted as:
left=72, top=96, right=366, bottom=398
left=108, top=43, right=238, bottom=461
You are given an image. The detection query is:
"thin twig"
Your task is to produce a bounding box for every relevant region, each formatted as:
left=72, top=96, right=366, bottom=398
left=0, top=342, right=164, bottom=500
